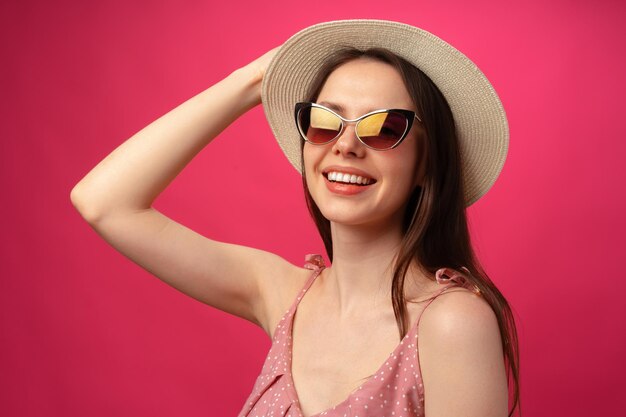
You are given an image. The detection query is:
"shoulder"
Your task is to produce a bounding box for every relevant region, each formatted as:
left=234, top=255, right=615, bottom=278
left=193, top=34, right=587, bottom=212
left=417, top=288, right=509, bottom=416
left=256, top=256, right=318, bottom=338
left=419, top=287, right=499, bottom=340
left=418, top=287, right=501, bottom=359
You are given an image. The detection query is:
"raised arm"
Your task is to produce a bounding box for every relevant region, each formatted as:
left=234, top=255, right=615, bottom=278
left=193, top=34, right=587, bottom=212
left=70, top=46, right=305, bottom=336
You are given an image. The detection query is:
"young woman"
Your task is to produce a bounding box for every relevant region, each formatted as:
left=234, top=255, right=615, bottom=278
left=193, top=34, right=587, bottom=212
left=71, top=19, right=520, bottom=417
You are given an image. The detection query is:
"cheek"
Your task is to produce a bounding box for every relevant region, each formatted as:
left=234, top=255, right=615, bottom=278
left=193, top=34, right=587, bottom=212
left=386, top=144, right=420, bottom=193
left=302, top=143, right=328, bottom=178
left=302, top=143, right=314, bottom=180
left=402, top=137, right=421, bottom=182
left=302, top=144, right=322, bottom=196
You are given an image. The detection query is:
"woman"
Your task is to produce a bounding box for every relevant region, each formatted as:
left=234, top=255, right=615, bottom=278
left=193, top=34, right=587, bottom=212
left=71, top=19, right=520, bottom=417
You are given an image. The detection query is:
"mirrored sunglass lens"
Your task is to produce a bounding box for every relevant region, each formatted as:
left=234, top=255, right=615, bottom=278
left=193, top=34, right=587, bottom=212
left=298, top=106, right=341, bottom=144
left=357, top=112, right=407, bottom=149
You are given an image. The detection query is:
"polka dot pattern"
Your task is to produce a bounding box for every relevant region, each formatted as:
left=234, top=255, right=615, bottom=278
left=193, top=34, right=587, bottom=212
left=237, top=254, right=471, bottom=417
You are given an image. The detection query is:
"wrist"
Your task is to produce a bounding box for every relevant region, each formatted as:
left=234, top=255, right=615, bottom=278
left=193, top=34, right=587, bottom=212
left=228, top=66, right=263, bottom=111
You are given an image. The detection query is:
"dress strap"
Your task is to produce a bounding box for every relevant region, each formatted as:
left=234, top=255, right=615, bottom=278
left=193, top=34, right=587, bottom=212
left=274, top=255, right=326, bottom=335
left=303, top=253, right=326, bottom=271
left=294, top=254, right=325, bottom=298
left=435, top=266, right=482, bottom=296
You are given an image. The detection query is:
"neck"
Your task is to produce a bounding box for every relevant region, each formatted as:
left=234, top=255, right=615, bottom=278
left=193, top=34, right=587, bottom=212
left=324, top=218, right=421, bottom=318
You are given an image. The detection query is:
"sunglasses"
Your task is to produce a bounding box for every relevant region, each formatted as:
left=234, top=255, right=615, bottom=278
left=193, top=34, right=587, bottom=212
left=294, top=102, right=421, bottom=150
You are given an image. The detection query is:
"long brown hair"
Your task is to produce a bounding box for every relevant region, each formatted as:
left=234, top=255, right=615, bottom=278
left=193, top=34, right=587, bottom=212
left=299, top=47, right=521, bottom=416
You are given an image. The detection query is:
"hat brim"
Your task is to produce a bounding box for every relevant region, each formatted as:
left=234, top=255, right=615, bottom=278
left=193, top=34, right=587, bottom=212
left=261, top=19, right=509, bottom=207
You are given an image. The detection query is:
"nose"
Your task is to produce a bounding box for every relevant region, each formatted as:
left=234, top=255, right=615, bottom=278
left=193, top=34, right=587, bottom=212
left=332, top=123, right=366, bottom=158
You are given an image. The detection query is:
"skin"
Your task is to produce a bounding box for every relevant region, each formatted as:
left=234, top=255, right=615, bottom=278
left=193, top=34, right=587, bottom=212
left=294, top=59, right=507, bottom=417
left=303, top=58, right=432, bottom=315
left=304, top=59, right=424, bottom=231
left=71, top=46, right=508, bottom=417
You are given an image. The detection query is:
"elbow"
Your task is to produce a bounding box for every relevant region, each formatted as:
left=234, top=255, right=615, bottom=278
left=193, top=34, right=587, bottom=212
left=70, top=183, right=105, bottom=224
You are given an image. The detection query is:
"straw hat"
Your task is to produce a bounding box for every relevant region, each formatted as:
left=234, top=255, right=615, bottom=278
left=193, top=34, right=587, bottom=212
left=261, top=19, right=509, bottom=207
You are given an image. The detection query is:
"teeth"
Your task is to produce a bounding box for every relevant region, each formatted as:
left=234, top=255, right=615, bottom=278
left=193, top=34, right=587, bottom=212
left=326, top=171, right=373, bottom=185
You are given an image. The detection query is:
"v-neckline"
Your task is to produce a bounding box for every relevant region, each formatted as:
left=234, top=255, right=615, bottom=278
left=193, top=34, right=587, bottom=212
left=285, top=279, right=423, bottom=417
left=287, top=323, right=418, bottom=417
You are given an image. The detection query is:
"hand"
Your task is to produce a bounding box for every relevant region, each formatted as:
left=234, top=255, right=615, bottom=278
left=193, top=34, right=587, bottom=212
left=237, top=45, right=282, bottom=107
left=246, top=45, right=282, bottom=85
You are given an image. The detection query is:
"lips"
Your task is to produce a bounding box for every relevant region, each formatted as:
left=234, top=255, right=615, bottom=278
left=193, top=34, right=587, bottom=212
left=321, top=165, right=377, bottom=195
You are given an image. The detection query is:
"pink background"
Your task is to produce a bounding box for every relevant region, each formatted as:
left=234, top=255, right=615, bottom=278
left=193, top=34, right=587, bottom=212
left=2, top=0, right=625, bottom=415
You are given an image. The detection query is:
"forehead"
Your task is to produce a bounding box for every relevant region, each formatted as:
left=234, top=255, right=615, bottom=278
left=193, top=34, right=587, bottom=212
left=316, top=58, right=415, bottom=114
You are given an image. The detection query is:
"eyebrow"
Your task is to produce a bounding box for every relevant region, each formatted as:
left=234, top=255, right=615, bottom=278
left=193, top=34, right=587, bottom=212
left=317, top=101, right=345, bottom=112
left=317, top=101, right=388, bottom=115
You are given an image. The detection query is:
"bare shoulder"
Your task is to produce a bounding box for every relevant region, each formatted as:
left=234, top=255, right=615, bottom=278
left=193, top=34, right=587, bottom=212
left=255, top=257, right=314, bottom=339
left=419, top=288, right=499, bottom=337
left=417, top=288, right=509, bottom=417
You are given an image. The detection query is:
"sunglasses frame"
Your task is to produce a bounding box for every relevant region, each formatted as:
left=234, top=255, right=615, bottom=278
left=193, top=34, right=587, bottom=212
left=294, top=101, right=422, bottom=151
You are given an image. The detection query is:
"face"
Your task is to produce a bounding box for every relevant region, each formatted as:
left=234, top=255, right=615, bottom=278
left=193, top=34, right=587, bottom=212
left=303, top=58, right=426, bottom=230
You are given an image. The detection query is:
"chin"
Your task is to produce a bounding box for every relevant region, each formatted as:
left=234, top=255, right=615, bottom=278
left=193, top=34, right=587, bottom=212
left=319, top=205, right=398, bottom=229
left=306, top=180, right=408, bottom=229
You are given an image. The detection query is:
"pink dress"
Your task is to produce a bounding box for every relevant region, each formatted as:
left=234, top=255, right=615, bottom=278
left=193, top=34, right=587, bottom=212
left=237, top=254, right=480, bottom=417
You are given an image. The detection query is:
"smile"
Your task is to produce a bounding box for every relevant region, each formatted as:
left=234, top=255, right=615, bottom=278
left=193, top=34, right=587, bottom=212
left=324, top=171, right=375, bottom=185
left=321, top=168, right=377, bottom=196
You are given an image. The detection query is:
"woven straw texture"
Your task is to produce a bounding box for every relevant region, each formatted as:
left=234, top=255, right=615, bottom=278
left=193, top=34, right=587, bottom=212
left=261, top=19, right=508, bottom=207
